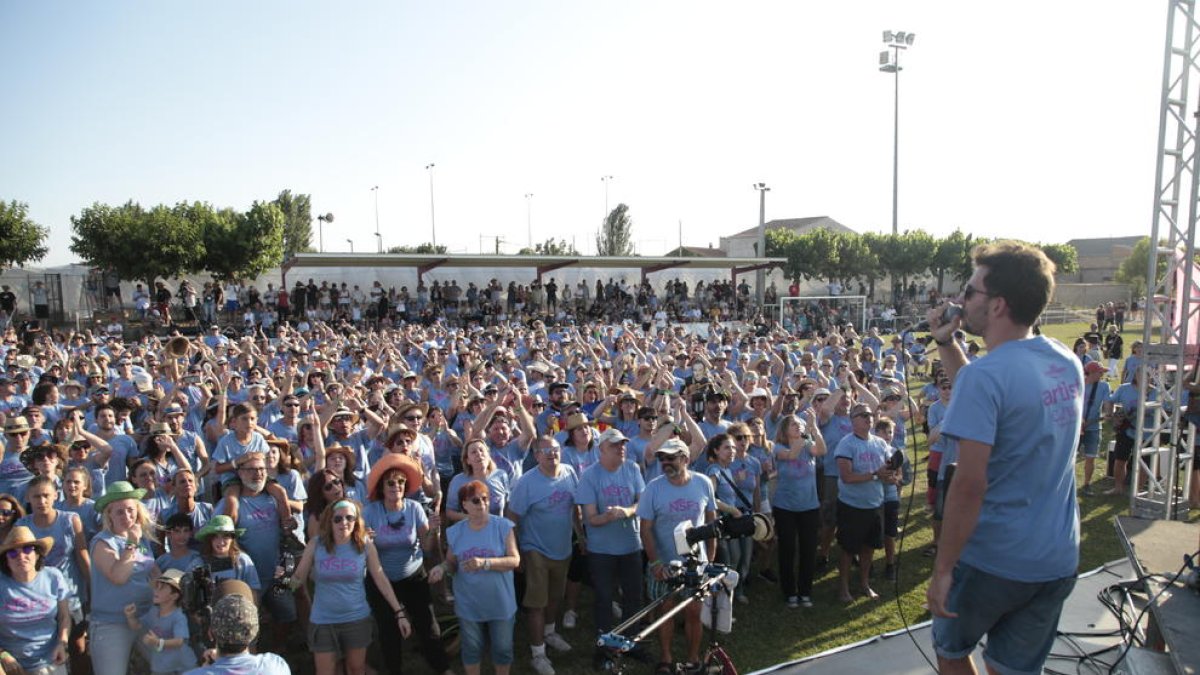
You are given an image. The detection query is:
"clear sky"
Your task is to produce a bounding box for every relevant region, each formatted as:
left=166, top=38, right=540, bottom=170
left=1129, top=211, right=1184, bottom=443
left=0, top=1, right=1167, bottom=267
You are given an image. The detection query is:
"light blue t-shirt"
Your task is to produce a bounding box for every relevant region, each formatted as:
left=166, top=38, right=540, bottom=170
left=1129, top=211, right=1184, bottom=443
left=309, top=538, right=371, bottom=625
left=90, top=530, right=156, bottom=624
left=1082, top=380, right=1112, bottom=432
left=362, top=499, right=428, bottom=581
left=941, top=336, right=1081, bottom=582
left=103, top=434, right=140, bottom=486
left=575, top=460, right=645, bottom=555
left=183, top=651, right=292, bottom=675
left=138, top=606, right=196, bottom=672
left=212, top=432, right=269, bottom=477
left=509, top=465, right=579, bottom=560
left=215, top=492, right=280, bottom=591
left=0, top=455, right=33, bottom=501
left=834, top=433, right=889, bottom=509
left=819, top=414, right=852, bottom=474
left=447, top=516, right=518, bottom=623
left=1108, top=382, right=1156, bottom=440
left=636, top=473, right=716, bottom=564
left=0, top=567, right=69, bottom=670
left=16, top=511, right=85, bottom=610
left=772, top=441, right=820, bottom=512
left=706, top=456, right=759, bottom=514
left=447, top=470, right=511, bottom=518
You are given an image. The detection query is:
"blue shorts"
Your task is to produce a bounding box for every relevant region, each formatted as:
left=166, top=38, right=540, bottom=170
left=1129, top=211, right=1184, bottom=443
left=932, top=562, right=1076, bottom=675
left=1079, top=429, right=1100, bottom=458
left=459, top=616, right=515, bottom=666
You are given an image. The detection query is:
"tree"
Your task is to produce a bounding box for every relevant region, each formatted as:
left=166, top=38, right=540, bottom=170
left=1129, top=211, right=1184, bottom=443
left=518, top=238, right=580, bottom=256
left=829, top=232, right=878, bottom=287
left=71, top=201, right=205, bottom=286
left=1037, top=242, right=1079, bottom=276
left=875, top=231, right=934, bottom=293
left=387, top=243, right=448, bottom=254
left=929, top=229, right=976, bottom=293
left=272, top=190, right=313, bottom=258
left=596, top=204, right=635, bottom=256
left=0, top=200, right=49, bottom=269
left=767, top=227, right=838, bottom=283
left=200, top=201, right=286, bottom=282
left=1115, top=237, right=1166, bottom=299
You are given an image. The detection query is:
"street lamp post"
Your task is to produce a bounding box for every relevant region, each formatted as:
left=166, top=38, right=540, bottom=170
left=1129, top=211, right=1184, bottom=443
left=525, top=193, right=534, bottom=248
left=370, top=186, right=381, bottom=252
left=316, top=213, right=333, bottom=252
left=753, top=183, right=770, bottom=308
left=880, top=30, right=915, bottom=236
left=346, top=238, right=354, bottom=253
left=601, top=175, right=614, bottom=219
left=425, top=163, right=437, bottom=246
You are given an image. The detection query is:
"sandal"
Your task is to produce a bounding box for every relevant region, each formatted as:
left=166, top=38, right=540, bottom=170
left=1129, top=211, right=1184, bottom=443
left=655, top=661, right=675, bottom=675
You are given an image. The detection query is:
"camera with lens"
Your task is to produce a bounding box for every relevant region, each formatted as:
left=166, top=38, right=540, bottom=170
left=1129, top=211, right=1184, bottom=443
left=271, top=529, right=305, bottom=596
left=180, top=564, right=215, bottom=613
left=682, top=513, right=772, bottom=549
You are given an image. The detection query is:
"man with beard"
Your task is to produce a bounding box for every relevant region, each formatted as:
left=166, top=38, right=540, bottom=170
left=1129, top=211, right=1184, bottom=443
left=535, top=382, right=573, bottom=436
left=637, top=438, right=716, bottom=674
left=215, top=452, right=298, bottom=652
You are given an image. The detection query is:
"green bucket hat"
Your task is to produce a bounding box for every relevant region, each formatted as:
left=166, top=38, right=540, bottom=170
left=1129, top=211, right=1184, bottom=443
left=94, top=481, right=147, bottom=513
left=196, top=515, right=246, bottom=541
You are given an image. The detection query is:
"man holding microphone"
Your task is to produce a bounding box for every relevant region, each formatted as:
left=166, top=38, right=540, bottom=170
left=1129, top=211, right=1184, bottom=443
left=925, top=242, right=1082, bottom=675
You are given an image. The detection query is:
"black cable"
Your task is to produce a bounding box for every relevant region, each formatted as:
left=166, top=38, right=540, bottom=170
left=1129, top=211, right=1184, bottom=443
left=890, top=346, right=940, bottom=674
left=1105, top=553, right=1198, bottom=675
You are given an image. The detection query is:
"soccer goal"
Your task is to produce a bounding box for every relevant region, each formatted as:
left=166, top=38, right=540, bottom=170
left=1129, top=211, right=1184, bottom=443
left=778, top=295, right=868, bottom=333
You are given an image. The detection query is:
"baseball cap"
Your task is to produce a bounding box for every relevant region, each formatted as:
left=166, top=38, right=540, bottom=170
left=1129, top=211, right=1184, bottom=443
left=656, top=438, right=690, bottom=457
left=597, top=428, right=629, bottom=445
left=1083, top=361, right=1107, bottom=375
left=210, top=593, right=258, bottom=645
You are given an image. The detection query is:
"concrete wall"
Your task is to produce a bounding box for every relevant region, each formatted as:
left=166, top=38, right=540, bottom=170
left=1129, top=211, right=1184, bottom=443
left=1052, top=283, right=1131, bottom=308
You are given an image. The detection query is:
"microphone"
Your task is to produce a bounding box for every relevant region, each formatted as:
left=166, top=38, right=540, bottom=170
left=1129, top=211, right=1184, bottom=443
left=913, top=303, right=964, bottom=332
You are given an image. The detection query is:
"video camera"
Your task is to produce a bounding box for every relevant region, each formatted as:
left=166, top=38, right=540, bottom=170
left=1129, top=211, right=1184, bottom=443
left=269, top=529, right=306, bottom=597
left=680, top=513, right=773, bottom=549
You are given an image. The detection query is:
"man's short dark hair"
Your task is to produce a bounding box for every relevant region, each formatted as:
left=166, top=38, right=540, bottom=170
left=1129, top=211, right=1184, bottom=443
left=973, top=241, right=1056, bottom=326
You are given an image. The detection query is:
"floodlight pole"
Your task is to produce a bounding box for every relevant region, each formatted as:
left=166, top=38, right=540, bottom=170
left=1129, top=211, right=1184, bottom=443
left=880, top=30, right=915, bottom=236
left=426, top=163, right=437, bottom=246
left=753, top=183, right=770, bottom=308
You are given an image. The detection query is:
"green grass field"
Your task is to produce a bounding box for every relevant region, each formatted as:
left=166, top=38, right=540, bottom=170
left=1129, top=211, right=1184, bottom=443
left=384, top=321, right=1194, bottom=675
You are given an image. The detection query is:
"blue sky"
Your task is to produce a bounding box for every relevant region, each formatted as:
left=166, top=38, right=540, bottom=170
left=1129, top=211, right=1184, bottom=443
left=1, top=2, right=1166, bottom=266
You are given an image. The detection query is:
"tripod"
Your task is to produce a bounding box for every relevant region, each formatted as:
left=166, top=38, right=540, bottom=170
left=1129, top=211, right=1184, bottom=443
left=597, top=556, right=738, bottom=674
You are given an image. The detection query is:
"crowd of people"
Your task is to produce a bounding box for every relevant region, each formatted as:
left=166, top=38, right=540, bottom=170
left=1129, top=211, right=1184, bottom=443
left=0, top=246, right=1154, bottom=675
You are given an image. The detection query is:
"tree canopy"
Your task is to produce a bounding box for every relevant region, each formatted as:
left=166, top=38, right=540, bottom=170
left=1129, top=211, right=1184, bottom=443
left=596, top=204, right=635, bottom=256
left=0, top=200, right=49, bottom=269
left=387, top=243, right=449, bottom=254
left=517, top=238, right=581, bottom=256
left=766, top=227, right=1086, bottom=294
left=70, top=199, right=285, bottom=285
left=273, top=190, right=313, bottom=258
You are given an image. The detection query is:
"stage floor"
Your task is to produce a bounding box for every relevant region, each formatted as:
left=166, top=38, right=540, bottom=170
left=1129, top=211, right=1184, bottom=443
left=749, top=559, right=1136, bottom=675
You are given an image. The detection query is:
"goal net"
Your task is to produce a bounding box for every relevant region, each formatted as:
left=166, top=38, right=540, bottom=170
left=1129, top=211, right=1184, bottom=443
left=778, top=295, right=868, bottom=334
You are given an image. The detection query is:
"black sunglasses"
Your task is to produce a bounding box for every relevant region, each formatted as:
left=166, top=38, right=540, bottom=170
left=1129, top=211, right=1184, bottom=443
left=963, top=284, right=995, bottom=302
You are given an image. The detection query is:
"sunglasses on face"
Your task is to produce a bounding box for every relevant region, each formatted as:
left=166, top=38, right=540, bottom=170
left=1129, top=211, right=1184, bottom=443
left=384, top=479, right=406, bottom=488
left=323, top=480, right=343, bottom=491
left=5, top=545, right=36, bottom=558
left=963, top=284, right=994, bottom=302
left=655, top=453, right=682, bottom=462
left=469, top=496, right=489, bottom=506
left=0, top=509, right=16, bottom=517
left=402, top=415, right=424, bottom=423
left=732, top=434, right=748, bottom=441
left=332, top=514, right=356, bottom=524
left=284, top=403, right=301, bottom=408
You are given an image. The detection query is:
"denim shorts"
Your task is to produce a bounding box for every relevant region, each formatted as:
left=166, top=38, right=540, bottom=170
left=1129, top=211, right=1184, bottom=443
left=1079, top=429, right=1100, bottom=458
left=459, top=616, right=515, bottom=666
left=932, top=562, right=1076, bottom=675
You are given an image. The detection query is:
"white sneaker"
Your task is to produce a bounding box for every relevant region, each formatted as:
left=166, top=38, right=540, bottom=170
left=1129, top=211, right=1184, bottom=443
left=543, top=632, right=572, bottom=652
left=531, top=653, right=556, bottom=675
left=612, top=601, right=623, bottom=620
left=562, top=609, right=578, bottom=629
left=786, top=596, right=800, bottom=608
left=799, top=596, right=813, bottom=608
left=736, top=594, right=750, bottom=605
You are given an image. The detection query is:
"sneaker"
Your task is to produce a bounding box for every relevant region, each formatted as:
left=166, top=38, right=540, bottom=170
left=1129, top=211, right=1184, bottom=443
left=543, top=632, right=572, bottom=653
left=562, top=609, right=578, bottom=629
left=1081, top=484, right=1093, bottom=496
left=612, top=601, right=623, bottom=620
left=799, top=596, right=813, bottom=608
left=531, top=653, right=556, bottom=675
left=884, top=563, right=896, bottom=581
left=786, top=596, right=800, bottom=608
